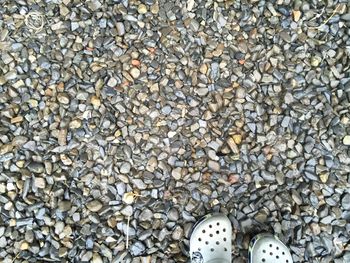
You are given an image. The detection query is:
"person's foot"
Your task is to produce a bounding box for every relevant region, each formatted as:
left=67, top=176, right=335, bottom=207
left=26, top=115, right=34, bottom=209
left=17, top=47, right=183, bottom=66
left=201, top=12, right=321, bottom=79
left=190, top=213, right=232, bottom=263
left=248, top=233, right=293, bottom=263
left=190, top=214, right=294, bottom=263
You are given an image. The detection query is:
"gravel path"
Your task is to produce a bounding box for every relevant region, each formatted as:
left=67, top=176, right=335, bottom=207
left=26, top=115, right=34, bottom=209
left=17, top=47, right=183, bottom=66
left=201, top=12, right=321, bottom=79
left=1, top=1, right=350, bottom=262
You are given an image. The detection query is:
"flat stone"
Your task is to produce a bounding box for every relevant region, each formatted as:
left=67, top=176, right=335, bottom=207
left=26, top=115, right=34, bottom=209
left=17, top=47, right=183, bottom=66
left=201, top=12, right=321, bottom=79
left=171, top=167, right=182, bottom=180
left=130, top=241, right=145, bottom=256
left=28, top=162, right=45, bottom=174
left=86, top=200, right=103, bottom=212
left=130, top=67, right=140, bottom=79
left=208, top=160, right=220, bottom=172
left=343, top=135, right=350, bottom=145
left=34, top=177, right=46, bottom=189
left=120, top=162, right=131, bottom=174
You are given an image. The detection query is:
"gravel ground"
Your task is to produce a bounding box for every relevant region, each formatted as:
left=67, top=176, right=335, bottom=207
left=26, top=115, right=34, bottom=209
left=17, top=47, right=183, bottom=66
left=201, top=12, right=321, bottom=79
left=1, top=0, right=350, bottom=262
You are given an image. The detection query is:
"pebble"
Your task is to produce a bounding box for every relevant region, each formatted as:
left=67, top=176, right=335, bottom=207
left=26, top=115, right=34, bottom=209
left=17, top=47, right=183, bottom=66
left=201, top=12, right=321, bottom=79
left=120, top=162, right=131, bottom=174
left=57, top=93, right=70, bottom=104
left=343, top=135, right=350, bottom=146
left=342, top=194, right=350, bottom=210
left=86, top=200, right=103, bottom=212
left=116, top=22, right=125, bottom=36
left=130, top=241, right=145, bottom=256
left=168, top=208, right=179, bottom=221
left=138, top=4, right=147, bottom=14
left=130, top=67, right=140, bottom=79
left=172, top=167, right=182, bottom=180
left=91, top=96, right=101, bottom=107
left=208, top=160, right=220, bottom=172
left=34, top=177, right=46, bottom=189
left=107, top=77, right=118, bottom=87
left=28, top=162, right=45, bottom=174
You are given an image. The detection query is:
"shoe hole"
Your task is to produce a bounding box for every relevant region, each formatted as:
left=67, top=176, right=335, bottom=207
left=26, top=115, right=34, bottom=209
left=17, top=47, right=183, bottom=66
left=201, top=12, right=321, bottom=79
left=262, top=259, right=265, bottom=262
left=282, top=252, right=285, bottom=255
left=202, top=230, right=206, bottom=233
left=270, top=252, right=273, bottom=256
left=276, top=246, right=279, bottom=250
left=223, top=228, right=226, bottom=232
left=209, top=224, right=212, bottom=228
left=223, top=237, right=227, bottom=241
left=209, top=234, right=213, bottom=237
left=269, top=244, right=273, bottom=247
left=276, top=255, right=279, bottom=259
left=216, top=241, right=220, bottom=245
left=198, top=238, right=201, bottom=242
left=205, top=241, right=209, bottom=245
left=217, top=222, right=220, bottom=226
left=216, top=230, right=219, bottom=234
left=198, top=248, right=201, bottom=251
left=262, top=249, right=266, bottom=253
left=211, top=248, right=214, bottom=252
left=224, top=247, right=227, bottom=251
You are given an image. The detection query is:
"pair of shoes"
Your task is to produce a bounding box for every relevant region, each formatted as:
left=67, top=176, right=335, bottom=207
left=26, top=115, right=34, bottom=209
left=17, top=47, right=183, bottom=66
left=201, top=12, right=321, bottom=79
left=190, top=214, right=293, bottom=263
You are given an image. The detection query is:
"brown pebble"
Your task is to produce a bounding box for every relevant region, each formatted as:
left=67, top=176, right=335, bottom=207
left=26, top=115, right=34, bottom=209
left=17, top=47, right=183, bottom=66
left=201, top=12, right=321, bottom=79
left=11, top=116, right=23, bottom=124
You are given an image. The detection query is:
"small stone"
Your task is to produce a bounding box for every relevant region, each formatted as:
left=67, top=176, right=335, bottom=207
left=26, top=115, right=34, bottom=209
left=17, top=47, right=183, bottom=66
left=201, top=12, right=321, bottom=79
left=92, top=253, right=103, bottom=263
left=236, top=87, right=246, bottom=99
left=0, top=237, right=7, bottom=248
left=20, top=241, right=29, bottom=250
left=91, top=96, right=101, bottom=107
left=138, top=4, right=147, bottom=14
left=130, top=67, right=140, bottom=79
left=130, top=241, right=145, bottom=256
left=199, top=64, right=208, bottom=74
left=34, top=177, right=46, bottom=189
left=208, top=160, right=220, bottom=172
left=120, top=162, right=131, bottom=174
left=292, top=10, right=301, bottom=22
left=319, top=172, right=329, bottom=183
left=343, top=135, right=350, bottom=145
left=341, top=14, right=350, bottom=21
left=172, top=226, right=183, bottom=240
left=281, top=116, right=290, bottom=128
left=228, top=174, right=239, bottom=184
left=86, top=200, right=103, bottom=212
left=172, top=167, right=182, bottom=180
left=150, top=3, right=159, bottom=14
left=121, top=205, right=133, bottom=216
left=227, top=137, right=239, bottom=153
left=196, top=87, right=208, bottom=96
left=58, top=129, right=67, bottom=146
left=60, top=154, right=72, bottom=165
left=28, top=162, right=45, bottom=174
left=232, top=134, right=242, bottom=145
left=5, top=70, right=17, bottom=80
left=116, top=22, right=125, bottom=36
left=310, top=56, right=321, bottom=67
left=69, top=119, right=82, bottom=129
left=11, top=116, right=23, bottom=124
left=58, top=201, right=72, bottom=212
left=123, top=192, right=135, bottom=204
left=107, top=77, right=118, bottom=87
left=168, top=208, right=179, bottom=221
left=139, top=208, right=153, bottom=221
left=342, top=194, right=350, bottom=210
left=88, top=0, right=102, bottom=10
left=57, top=93, right=70, bottom=104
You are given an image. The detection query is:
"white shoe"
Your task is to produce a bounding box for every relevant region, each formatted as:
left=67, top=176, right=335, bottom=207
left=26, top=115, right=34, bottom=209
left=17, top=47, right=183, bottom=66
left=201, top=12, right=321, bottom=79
left=190, top=214, right=232, bottom=263
left=249, top=233, right=293, bottom=263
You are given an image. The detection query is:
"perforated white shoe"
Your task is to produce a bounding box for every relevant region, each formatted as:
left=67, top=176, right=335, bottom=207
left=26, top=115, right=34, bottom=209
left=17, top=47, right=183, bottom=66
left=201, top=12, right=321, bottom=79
left=190, top=214, right=232, bottom=263
left=248, top=233, right=293, bottom=263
